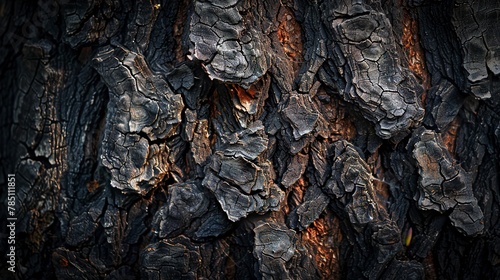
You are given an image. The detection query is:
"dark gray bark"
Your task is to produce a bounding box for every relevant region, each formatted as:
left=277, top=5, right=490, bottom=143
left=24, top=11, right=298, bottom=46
left=1, top=0, right=499, bottom=279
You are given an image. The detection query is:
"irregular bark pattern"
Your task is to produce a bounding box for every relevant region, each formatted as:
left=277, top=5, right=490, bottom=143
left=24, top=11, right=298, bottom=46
left=1, top=0, right=500, bottom=279
left=93, top=45, right=184, bottom=194
left=452, top=0, right=500, bottom=99
left=327, top=3, right=425, bottom=140
left=409, top=128, right=483, bottom=236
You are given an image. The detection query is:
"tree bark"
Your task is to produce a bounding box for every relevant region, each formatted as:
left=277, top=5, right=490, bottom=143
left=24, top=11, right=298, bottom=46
left=1, top=0, right=499, bottom=279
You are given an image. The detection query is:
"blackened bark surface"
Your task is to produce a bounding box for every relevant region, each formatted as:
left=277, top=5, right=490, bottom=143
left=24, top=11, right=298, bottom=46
left=1, top=0, right=499, bottom=279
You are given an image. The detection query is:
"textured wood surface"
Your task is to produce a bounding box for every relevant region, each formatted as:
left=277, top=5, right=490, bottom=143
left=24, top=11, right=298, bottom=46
left=1, top=0, right=499, bottom=279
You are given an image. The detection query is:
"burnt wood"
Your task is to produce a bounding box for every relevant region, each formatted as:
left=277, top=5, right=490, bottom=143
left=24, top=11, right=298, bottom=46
left=1, top=0, right=499, bottom=279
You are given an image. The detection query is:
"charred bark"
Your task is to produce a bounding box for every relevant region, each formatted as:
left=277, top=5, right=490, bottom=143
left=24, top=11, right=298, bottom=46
left=1, top=0, right=499, bottom=279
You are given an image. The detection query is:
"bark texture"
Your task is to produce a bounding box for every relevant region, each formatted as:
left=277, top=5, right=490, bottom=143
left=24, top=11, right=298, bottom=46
left=1, top=0, right=499, bottom=279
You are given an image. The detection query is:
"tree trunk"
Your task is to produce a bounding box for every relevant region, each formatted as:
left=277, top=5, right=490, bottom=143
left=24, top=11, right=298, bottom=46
left=1, top=0, right=499, bottom=279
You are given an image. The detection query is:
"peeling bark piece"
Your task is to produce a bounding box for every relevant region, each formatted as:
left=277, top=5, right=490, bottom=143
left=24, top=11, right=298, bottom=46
left=216, top=156, right=264, bottom=194
left=423, top=79, right=462, bottom=131
left=326, top=141, right=378, bottom=225
left=93, top=45, right=184, bottom=194
left=274, top=89, right=321, bottom=156
left=287, top=184, right=330, bottom=230
left=183, top=108, right=197, bottom=142
left=371, top=223, right=403, bottom=265
left=329, top=8, right=424, bottom=140
left=282, top=92, right=319, bottom=140
left=253, top=223, right=296, bottom=279
left=449, top=203, right=484, bottom=236
left=184, top=109, right=212, bottom=166
left=323, top=140, right=403, bottom=279
left=153, top=182, right=209, bottom=238
left=204, top=177, right=255, bottom=221
left=191, top=119, right=212, bottom=165
left=189, top=0, right=270, bottom=86
left=150, top=180, right=231, bottom=242
left=202, top=121, right=283, bottom=221
left=203, top=152, right=283, bottom=221
left=4, top=0, right=500, bottom=278
left=410, top=128, right=484, bottom=235
left=453, top=1, right=500, bottom=99
left=311, top=139, right=332, bottom=186
left=297, top=40, right=326, bottom=93
left=281, top=152, right=308, bottom=187
left=221, top=121, right=268, bottom=160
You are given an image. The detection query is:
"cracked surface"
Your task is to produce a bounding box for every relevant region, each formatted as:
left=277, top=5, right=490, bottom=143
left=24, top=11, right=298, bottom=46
left=93, top=45, right=184, bottom=194
left=423, top=79, right=463, bottom=131
left=453, top=0, right=500, bottom=99
left=409, top=128, right=484, bottom=236
left=322, top=2, right=425, bottom=140
left=153, top=182, right=209, bottom=239
left=203, top=122, right=283, bottom=221
left=253, top=222, right=296, bottom=278
left=323, top=140, right=405, bottom=279
left=189, top=0, right=271, bottom=87
left=2, top=0, right=500, bottom=279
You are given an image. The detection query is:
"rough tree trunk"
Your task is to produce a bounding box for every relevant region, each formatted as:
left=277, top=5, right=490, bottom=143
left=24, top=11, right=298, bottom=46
left=1, top=0, right=499, bottom=279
